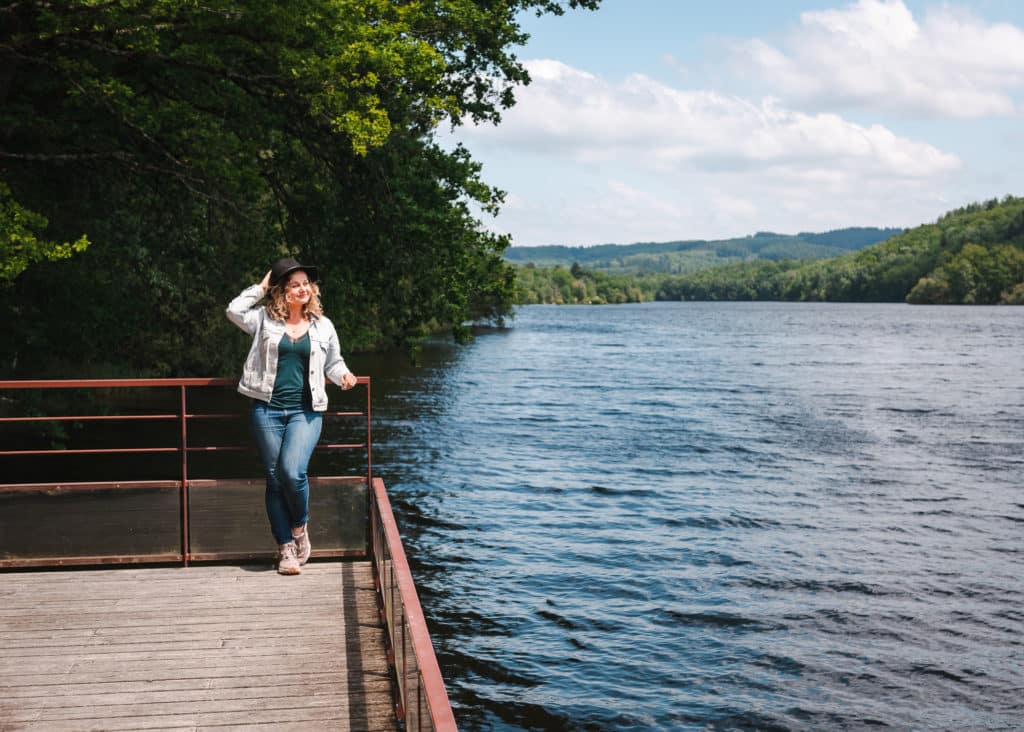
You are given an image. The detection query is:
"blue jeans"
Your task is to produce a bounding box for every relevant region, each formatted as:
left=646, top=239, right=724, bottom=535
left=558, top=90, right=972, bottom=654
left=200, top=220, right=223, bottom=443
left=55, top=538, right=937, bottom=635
left=250, top=401, right=322, bottom=546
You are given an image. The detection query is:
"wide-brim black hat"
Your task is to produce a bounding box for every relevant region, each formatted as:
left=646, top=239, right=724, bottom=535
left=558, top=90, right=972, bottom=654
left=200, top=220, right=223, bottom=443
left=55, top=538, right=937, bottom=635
left=270, top=257, right=319, bottom=288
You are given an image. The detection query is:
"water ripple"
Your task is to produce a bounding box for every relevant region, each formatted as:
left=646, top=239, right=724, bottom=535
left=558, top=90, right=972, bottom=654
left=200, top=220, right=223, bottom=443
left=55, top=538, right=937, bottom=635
left=363, top=302, right=1024, bottom=731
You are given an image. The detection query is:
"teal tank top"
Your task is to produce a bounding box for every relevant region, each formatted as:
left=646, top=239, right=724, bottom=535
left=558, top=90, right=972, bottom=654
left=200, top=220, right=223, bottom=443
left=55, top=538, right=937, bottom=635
left=270, top=332, right=311, bottom=409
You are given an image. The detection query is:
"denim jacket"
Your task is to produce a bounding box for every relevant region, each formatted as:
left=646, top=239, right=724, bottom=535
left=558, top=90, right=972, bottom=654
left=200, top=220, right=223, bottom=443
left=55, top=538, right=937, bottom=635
left=226, top=284, right=351, bottom=412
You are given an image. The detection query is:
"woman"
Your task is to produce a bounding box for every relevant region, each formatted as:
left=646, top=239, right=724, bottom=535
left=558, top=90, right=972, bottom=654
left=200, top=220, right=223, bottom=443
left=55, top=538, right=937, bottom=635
left=226, top=257, right=358, bottom=575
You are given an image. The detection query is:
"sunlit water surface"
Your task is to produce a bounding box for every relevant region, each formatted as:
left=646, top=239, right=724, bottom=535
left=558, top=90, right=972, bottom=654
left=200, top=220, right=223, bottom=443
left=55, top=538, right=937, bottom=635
left=353, top=302, right=1023, bottom=731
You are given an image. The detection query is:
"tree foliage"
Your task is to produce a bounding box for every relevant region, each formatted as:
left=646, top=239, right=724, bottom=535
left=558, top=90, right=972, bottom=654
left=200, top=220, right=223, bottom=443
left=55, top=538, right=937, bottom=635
left=0, top=182, right=89, bottom=286
left=515, top=263, right=660, bottom=304
left=0, top=0, right=599, bottom=377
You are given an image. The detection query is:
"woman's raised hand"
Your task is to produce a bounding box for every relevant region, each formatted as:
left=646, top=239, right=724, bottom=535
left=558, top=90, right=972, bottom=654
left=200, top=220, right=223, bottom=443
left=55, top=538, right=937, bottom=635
left=259, top=270, right=272, bottom=292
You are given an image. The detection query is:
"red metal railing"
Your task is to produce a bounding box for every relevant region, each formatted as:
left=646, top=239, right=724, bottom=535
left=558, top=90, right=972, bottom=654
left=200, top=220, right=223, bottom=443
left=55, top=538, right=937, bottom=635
left=371, top=477, right=458, bottom=732
left=0, top=377, right=372, bottom=566
left=1, top=376, right=459, bottom=730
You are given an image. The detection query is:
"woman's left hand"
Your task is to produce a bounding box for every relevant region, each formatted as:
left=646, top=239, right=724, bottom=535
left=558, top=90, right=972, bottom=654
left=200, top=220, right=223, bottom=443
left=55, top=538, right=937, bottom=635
left=340, top=372, right=358, bottom=390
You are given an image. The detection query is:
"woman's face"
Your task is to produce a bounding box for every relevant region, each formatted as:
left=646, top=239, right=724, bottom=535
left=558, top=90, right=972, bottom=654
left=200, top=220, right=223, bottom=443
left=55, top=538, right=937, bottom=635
left=284, top=270, right=312, bottom=306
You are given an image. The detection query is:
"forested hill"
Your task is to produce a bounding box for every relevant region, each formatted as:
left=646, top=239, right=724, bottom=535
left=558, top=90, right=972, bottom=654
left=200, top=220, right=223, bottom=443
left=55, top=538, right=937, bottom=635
left=656, top=196, right=1024, bottom=304
left=505, top=227, right=902, bottom=274
left=513, top=198, right=1024, bottom=306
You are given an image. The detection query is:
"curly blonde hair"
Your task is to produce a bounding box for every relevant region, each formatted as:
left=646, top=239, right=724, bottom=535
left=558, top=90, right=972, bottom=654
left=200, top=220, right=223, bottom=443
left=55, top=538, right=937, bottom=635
left=265, top=280, right=324, bottom=321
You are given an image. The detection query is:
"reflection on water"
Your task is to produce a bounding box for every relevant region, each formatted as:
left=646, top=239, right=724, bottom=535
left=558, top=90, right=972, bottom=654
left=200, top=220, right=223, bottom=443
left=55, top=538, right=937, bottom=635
left=353, top=302, right=1024, bottom=731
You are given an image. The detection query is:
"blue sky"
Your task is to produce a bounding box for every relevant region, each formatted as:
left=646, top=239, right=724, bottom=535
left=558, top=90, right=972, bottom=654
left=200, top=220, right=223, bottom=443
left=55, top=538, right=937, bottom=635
left=447, top=0, right=1024, bottom=247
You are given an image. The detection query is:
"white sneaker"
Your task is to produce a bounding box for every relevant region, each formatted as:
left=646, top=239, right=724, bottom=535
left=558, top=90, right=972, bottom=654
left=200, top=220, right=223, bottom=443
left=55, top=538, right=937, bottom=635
left=277, top=541, right=301, bottom=575
left=294, top=530, right=311, bottom=566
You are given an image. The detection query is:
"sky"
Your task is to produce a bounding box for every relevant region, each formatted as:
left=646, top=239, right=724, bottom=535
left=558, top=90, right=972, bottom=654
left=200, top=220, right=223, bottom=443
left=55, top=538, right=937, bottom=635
left=445, top=0, right=1024, bottom=247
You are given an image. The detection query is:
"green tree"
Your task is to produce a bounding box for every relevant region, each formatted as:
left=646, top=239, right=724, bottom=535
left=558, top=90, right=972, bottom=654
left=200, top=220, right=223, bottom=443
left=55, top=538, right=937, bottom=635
left=0, top=0, right=600, bottom=376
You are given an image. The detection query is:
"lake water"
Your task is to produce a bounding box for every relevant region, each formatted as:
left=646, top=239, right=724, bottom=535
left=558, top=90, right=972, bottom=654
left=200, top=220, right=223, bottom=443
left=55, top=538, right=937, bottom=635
left=353, top=302, right=1024, bottom=731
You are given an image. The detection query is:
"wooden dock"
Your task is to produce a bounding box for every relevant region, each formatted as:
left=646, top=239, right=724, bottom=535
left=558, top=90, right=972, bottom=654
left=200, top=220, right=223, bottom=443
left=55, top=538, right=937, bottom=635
left=0, top=562, right=397, bottom=732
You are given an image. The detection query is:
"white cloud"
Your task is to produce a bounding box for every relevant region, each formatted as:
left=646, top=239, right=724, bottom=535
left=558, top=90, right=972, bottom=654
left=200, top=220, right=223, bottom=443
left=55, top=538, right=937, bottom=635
left=460, top=59, right=961, bottom=179
left=732, top=0, right=1024, bottom=118
left=445, top=2, right=1024, bottom=247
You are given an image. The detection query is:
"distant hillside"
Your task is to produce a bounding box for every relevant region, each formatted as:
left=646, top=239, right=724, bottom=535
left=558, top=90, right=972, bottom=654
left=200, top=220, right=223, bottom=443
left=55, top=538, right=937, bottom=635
left=505, top=227, right=902, bottom=275
left=655, top=197, right=1024, bottom=304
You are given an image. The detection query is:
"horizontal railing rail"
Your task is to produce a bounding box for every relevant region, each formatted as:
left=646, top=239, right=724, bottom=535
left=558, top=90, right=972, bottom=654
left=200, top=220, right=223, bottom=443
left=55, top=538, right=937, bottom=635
left=371, top=477, right=458, bottom=732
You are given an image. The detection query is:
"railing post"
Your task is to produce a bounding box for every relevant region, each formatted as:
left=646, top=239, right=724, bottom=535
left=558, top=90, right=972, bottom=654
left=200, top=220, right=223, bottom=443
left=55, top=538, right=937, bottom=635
left=366, top=378, right=373, bottom=555
left=401, top=601, right=408, bottom=721
left=179, top=384, right=190, bottom=566
left=366, top=378, right=373, bottom=485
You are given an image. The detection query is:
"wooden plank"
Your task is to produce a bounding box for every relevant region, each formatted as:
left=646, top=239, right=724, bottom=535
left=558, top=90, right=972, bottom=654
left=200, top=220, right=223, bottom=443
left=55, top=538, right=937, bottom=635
left=0, top=647, right=391, bottom=676
left=0, top=571, right=372, bottom=593
left=0, top=650, right=391, bottom=679
left=0, top=606, right=379, bottom=627
left=5, top=679, right=395, bottom=705
left=4, top=667, right=390, bottom=691
left=4, top=692, right=396, bottom=721
left=1, top=613, right=383, bottom=641
left=0, top=580, right=379, bottom=602
left=1, top=624, right=384, bottom=650
left=3, top=671, right=391, bottom=700
left=2, top=705, right=399, bottom=732
left=0, top=563, right=397, bottom=732
left=0, top=581, right=380, bottom=606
